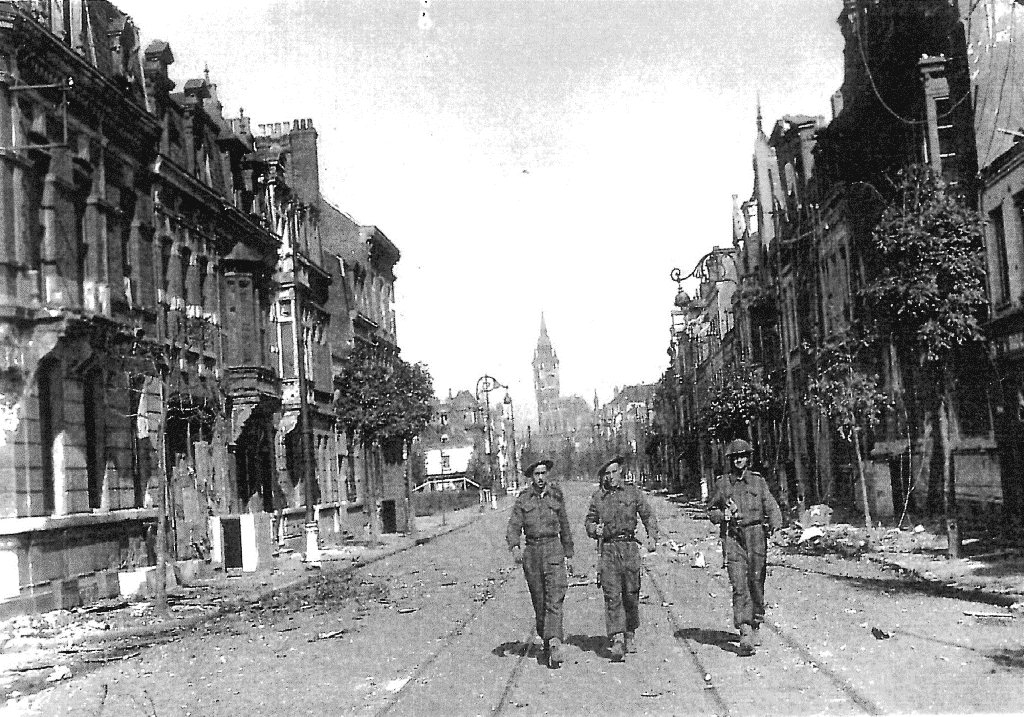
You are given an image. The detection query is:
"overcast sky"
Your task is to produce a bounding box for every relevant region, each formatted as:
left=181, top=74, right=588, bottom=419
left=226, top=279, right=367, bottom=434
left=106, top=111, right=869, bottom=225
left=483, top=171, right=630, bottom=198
left=115, top=0, right=844, bottom=425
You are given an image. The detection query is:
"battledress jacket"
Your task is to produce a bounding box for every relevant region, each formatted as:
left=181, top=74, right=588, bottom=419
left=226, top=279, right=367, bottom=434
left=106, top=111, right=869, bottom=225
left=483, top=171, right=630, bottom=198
left=584, top=484, right=659, bottom=543
left=707, top=469, right=783, bottom=531
left=506, top=484, right=574, bottom=559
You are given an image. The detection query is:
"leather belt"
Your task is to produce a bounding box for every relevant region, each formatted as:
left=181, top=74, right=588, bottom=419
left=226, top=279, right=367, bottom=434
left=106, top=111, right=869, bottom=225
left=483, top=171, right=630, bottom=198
left=605, top=535, right=636, bottom=543
left=525, top=535, right=559, bottom=545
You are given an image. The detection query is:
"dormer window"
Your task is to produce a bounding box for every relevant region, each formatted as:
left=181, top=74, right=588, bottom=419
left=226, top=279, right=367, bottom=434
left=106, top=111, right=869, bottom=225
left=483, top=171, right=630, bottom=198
left=440, top=433, right=449, bottom=444
left=440, top=412, right=448, bottom=426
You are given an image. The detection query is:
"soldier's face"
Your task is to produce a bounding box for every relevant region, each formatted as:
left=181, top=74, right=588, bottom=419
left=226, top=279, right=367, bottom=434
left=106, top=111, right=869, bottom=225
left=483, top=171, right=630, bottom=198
left=732, top=454, right=749, bottom=470
left=604, top=463, right=624, bottom=488
left=532, top=466, right=549, bottom=490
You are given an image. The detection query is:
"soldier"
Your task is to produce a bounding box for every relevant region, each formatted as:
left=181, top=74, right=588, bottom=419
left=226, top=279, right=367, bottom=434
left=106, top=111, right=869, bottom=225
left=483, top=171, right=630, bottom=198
left=506, top=458, right=574, bottom=668
left=707, top=438, right=783, bottom=657
left=584, top=456, right=659, bottom=662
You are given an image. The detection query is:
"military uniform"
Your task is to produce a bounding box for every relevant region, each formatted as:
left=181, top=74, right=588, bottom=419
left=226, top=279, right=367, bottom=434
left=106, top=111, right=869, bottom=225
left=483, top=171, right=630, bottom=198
left=707, top=465, right=783, bottom=646
left=506, top=483, right=574, bottom=645
left=584, top=482, right=658, bottom=647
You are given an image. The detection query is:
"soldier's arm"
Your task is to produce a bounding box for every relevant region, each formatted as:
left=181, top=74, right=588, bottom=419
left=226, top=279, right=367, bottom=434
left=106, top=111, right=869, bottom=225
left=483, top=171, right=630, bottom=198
left=637, top=491, right=659, bottom=542
left=557, top=498, right=574, bottom=559
left=761, top=477, right=784, bottom=531
left=506, top=499, right=525, bottom=550
left=584, top=496, right=601, bottom=540
left=706, top=480, right=726, bottom=524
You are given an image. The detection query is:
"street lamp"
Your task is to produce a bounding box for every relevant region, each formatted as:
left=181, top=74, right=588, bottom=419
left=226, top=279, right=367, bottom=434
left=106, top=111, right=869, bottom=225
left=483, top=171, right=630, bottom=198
left=476, top=374, right=507, bottom=496
left=670, top=246, right=739, bottom=502
left=503, top=392, right=519, bottom=492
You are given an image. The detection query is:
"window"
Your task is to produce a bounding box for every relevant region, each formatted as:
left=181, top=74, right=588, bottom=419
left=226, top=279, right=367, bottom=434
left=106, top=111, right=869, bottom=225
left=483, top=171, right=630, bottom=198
left=84, top=368, right=106, bottom=510
left=440, top=433, right=449, bottom=444
left=990, top=206, right=1010, bottom=306
left=37, top=358, right=61, bottom=516
left=439, top=412, right=448, bottom=426
left=441, top=454, right=451, bottom=471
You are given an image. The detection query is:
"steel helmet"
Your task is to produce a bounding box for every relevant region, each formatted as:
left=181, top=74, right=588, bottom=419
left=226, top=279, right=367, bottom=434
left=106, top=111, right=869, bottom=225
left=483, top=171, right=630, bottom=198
left=724, top=439, right=753, bottom=457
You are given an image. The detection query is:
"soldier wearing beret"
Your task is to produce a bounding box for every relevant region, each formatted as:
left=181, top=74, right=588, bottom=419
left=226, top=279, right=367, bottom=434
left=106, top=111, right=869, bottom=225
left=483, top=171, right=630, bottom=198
left=707, top=438, right=783, bottom=657
left=506, top=458, right=574, bottom=668
left=584, top=456, right=658, bottom=662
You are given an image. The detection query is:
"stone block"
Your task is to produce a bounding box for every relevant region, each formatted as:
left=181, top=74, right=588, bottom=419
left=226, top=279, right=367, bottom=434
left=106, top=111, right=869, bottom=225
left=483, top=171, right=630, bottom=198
left=52, top=577, right=81, bottom=610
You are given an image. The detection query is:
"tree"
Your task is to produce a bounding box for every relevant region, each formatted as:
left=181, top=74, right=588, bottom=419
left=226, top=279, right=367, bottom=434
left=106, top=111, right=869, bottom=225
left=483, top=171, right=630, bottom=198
left=386, top=360, right=434, bottom=533
left=805, top=332, right=894, bottom=528
left=860, top=165, right=988, bottom=557
left=697, top=362, right=780, bottom=445
left=335, top=342, right=434, bottom=537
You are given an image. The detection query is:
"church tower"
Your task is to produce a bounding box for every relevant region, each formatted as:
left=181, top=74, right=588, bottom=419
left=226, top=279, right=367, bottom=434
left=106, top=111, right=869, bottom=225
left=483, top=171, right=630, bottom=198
left=533, top=313, right=560, bottom=433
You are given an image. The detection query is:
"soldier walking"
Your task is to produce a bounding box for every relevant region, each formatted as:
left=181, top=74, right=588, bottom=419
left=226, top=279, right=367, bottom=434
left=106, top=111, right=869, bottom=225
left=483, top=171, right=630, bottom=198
left=707, top=438, right=783, bottom=657
left=506, top=458, right=574, bottom=668
left=584, top=456, right=659, bottom=662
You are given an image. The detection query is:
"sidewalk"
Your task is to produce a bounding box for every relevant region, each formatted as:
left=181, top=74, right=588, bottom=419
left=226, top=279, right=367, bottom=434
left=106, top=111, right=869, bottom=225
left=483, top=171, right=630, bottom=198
left=662, top=494, right=1024, bottom=610
left=0, top=503, right=491, bottom=698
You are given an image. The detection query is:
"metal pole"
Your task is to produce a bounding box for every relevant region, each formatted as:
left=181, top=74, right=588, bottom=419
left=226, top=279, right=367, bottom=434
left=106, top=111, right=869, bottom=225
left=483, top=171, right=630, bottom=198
left=155, top=375, right=169, bottom=616
left=293, top=278, right=319, bottom=563
left=509, top=399, right=518, bottom=493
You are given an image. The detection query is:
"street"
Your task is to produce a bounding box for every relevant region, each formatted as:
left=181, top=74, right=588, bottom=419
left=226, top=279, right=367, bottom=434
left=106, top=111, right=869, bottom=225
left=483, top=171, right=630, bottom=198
left=15, top=483, right=1024, bottom=717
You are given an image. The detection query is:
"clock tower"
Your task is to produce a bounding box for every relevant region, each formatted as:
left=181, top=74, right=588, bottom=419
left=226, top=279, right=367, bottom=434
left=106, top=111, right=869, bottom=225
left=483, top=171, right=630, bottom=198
left=533, top=313, right=560, bottom=433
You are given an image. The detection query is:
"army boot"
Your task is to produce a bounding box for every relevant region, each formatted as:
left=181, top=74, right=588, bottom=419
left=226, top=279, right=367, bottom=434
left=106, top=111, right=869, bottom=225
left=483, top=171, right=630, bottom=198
left=625, top=631, right=637, bottom=654
left=738, top=624, right=755, bottom=657
left=609, top=633, right=626, bottom=662
left=548, top=637, right=563, bottom=668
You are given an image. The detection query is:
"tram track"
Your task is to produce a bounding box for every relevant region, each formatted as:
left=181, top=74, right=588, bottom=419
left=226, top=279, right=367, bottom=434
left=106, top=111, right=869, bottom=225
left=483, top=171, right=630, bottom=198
left=645, top=561, right=884, bottom=716
left=371, top=563, right=520, bottom=717
left=644, top=565, right=733, bottom=717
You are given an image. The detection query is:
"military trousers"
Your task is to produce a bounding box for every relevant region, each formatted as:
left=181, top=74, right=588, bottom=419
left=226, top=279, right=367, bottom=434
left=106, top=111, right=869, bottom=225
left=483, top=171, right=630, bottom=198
left=724, top=524, right=768, bottom=629
left=522, top=540, right=568, bottom=641
left=598, top=541, right=641, bottom=637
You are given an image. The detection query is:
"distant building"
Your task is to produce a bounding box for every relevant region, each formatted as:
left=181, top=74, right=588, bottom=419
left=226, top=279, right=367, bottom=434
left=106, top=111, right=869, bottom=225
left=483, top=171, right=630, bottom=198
left=530, top=314, right=595, bottom=477
left=417, top=390, right=483, bottom=492
left=598, top=384, right=657, bottom=485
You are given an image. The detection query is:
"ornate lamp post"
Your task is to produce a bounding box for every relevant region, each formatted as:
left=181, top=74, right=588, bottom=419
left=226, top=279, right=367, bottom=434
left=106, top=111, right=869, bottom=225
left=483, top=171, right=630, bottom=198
left=503, top=391, right=518, bottom=492
left=669, top=247, right=739, bottom=501
left=476, top=374, right=507, bottom=495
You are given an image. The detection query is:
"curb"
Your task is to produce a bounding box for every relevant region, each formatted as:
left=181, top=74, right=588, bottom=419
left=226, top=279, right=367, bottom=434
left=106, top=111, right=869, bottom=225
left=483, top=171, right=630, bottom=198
left=76, top=509, right=487, bottom=647
left=865, top=553, right=1024, bottom=609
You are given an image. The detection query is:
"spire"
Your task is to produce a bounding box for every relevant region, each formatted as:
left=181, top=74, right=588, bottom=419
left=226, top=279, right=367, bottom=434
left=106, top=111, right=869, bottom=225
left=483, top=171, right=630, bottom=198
left=537, top=312, right=552, bottom=349
left=756, top=91, right=764, bottom=135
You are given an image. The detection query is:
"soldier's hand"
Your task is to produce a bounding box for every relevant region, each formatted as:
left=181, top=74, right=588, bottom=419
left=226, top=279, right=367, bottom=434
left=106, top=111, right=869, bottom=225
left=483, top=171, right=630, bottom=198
left=565, top=559, right=575, bottom=577
left=510, top=545, right=523, bottom=565
left=645, top=539, right=657, bottom=553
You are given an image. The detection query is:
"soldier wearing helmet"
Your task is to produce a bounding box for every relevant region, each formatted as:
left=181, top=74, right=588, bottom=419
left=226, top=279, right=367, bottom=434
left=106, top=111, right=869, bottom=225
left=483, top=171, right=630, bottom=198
left=707, top=438, right=783, bottom=657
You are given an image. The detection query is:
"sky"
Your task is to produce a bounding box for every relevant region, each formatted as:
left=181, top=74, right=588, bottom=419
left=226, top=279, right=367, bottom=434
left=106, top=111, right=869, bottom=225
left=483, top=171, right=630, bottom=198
left=115, top=0, right=844, bottom=425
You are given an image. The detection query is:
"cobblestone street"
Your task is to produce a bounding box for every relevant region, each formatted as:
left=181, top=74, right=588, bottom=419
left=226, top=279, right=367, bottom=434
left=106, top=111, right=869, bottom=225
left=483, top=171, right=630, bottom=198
left=7, top=483, right=1023, bottom=717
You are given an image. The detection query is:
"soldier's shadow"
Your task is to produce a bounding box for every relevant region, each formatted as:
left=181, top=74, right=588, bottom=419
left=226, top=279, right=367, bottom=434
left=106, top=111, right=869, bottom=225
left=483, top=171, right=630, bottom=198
left=565, top=633, right=608, bottom=658
left=676, top=628, right=740, bottom=655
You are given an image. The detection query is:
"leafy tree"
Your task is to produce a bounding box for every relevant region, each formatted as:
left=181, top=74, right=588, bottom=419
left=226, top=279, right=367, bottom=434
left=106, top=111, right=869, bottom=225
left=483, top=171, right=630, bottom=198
left=805, top=332, right=894, bottom=528
left=335, top=342, right=434, bottom=536
left=697, top=362, right=780, bottom=445
left=860, top=165, right=987, bottom=556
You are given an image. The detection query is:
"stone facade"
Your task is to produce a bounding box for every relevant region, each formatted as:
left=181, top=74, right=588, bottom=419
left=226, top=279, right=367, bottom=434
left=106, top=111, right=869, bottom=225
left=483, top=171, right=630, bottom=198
left=0, top=1, right=413, bottom=616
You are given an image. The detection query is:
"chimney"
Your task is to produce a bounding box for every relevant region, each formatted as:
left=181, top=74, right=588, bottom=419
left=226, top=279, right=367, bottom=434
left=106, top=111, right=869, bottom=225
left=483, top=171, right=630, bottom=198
left=288, top=117, right=320, bottom=205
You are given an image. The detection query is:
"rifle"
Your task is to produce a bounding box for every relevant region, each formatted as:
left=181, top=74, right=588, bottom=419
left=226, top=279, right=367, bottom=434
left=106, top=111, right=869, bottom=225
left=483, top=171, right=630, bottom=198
left=722, top=496, right=739, bottom=569
left=595, top=522, right=604, bottom=587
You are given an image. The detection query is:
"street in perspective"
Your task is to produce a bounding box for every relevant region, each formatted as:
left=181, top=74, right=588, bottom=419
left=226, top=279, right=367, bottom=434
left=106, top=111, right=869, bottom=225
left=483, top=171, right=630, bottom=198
left=1, top=1, right=1024, bottom=716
